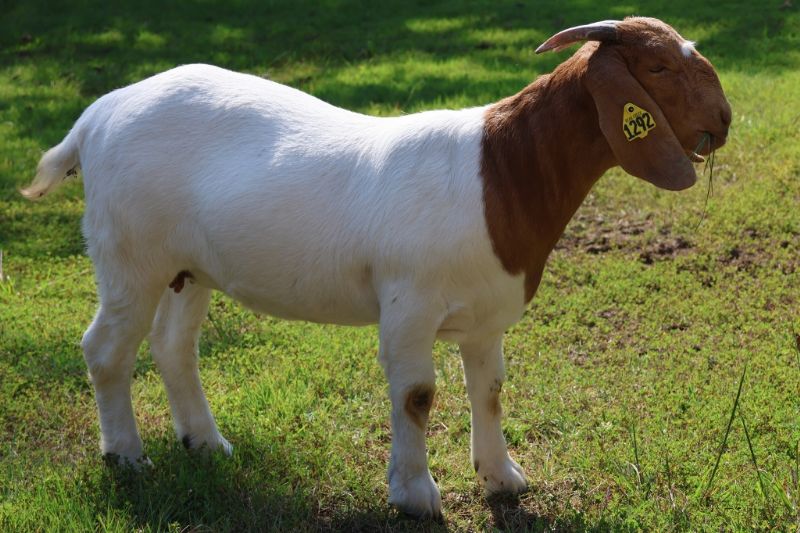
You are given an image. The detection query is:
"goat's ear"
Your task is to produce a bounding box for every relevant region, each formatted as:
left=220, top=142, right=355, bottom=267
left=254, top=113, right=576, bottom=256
left=584, top=46, right=696, bottom=191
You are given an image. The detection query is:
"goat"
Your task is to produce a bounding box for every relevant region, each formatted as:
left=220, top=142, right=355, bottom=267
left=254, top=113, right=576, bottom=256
left=22, top=17, right=730, bottom=519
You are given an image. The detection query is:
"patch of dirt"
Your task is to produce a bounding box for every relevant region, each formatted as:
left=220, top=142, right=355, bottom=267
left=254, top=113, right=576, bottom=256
left=718, top=245, right=760, bottom=272
left=669, top=228, right=800, bottom=284
left=567, top=346, right=589, bottom=367
left=556, top=212, right=694, bottom=264
left=718, top=227, right=800, bottom=274
left=556, top=213, right=650, bottom=254
left=638, top=235, right=693, bottom=264
left=558, top=214, right=800, bottom=276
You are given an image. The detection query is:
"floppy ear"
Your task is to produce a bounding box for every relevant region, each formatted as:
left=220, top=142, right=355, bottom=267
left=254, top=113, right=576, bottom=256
left=584, top=46, right=697, bottom=191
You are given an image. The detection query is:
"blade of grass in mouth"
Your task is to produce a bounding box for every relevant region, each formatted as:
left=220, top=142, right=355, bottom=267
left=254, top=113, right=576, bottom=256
left=694, top=133, right=715, bottom=230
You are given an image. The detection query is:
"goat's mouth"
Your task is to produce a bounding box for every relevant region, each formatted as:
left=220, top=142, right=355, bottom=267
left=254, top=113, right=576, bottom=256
left=688, top=150, right=706, bottom=163
left=687, top=131, right=724, bottom=163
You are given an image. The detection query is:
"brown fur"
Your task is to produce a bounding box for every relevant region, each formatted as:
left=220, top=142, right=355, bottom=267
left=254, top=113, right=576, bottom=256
left=482, top=46, right=614, bottom=301
left=481, top=17, right=730, bottom=302
left=488, top=392, right=502, bottom=417
left=404, top=384, right=435, bottom=430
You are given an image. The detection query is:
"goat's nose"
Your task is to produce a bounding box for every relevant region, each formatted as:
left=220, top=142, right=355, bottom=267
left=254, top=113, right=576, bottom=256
left=720, top=103, right=732, bottom=129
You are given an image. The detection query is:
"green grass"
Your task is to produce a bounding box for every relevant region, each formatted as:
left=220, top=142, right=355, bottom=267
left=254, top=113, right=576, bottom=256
left=2, top=0, right=800, bottom=530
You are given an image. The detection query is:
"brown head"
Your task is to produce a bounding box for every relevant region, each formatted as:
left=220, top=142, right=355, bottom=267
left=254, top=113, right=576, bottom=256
left=481, top=17, right=731, bottom=301
left=537, top=17, right=731, bottom=191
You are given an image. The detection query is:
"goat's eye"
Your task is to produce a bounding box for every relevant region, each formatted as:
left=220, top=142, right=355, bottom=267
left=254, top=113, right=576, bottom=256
left=649, top=66, right=667, bottom=73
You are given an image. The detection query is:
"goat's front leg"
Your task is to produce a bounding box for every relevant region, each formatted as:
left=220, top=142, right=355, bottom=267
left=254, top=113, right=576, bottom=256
left=460, top=335, right=527, bottom=494
left=379, top=300, right=441, bottom=519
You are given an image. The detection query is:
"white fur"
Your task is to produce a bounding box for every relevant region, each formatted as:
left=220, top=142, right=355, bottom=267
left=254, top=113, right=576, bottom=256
left=27, top=64, right=528, bottom=517
left=681, top=39, right=696, bottom=58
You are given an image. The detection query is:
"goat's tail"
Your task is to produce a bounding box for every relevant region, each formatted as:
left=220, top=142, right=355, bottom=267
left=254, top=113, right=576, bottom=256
left=20, top=128, right=81, bottom=201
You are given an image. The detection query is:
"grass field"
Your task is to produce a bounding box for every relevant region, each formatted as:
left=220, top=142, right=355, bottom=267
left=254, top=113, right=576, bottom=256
left=1, top=0, right=799, bottom=530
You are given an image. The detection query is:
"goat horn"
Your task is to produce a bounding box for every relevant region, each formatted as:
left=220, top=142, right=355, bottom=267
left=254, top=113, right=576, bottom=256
left=535, top=20, right=620, bottom=54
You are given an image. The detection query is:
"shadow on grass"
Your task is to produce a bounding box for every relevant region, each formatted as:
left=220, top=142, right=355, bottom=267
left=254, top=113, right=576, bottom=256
left=83, top=436, right=638, bottom=532
left=87, top=439, right=452, bottom=532
left=487, top=493, right=552, bottom=531
left=94, top=447, right=315, bottom=531
left=486, top=491, right=634, bottom=532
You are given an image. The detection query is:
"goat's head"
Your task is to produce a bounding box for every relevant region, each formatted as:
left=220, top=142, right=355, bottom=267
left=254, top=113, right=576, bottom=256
left=538, top=17, right=731, bottom=191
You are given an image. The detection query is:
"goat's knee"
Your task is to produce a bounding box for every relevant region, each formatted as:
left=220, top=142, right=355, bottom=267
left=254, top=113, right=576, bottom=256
left=403, top=383, right=435, bottom=430
left=81, top=320, right=136, bottom=385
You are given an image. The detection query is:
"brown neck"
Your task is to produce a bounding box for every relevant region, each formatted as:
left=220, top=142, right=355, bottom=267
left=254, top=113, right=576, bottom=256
left=480, top=54, right=616, bottom=302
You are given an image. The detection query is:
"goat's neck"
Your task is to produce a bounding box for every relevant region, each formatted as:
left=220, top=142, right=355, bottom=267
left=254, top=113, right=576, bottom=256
left=481, top=61, right=616, bottom=301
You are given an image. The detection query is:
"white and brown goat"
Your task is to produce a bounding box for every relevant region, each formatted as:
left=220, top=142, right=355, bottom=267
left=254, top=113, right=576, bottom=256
left=23, top=17, right=730, bottom=519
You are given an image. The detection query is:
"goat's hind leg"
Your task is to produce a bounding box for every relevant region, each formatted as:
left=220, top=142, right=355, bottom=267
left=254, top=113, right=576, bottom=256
left=81, top=274, right=161, bottom=466
left=149, top=283, right=231, bottom=455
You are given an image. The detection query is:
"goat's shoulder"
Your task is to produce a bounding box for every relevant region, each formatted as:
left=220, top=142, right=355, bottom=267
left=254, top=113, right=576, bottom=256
left=374, top=107, right=487, bottom=162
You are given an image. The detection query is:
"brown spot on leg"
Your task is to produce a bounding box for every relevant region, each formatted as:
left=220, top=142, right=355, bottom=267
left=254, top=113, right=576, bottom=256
left=488, top=379, right=503, bottom=417
left=404, top=383, right=435, bottom=430
left=488, top=392, right=502, bottom=417
left=474, top=460, right=480, bottom=473
left=169, top=270, right=194, bottom=294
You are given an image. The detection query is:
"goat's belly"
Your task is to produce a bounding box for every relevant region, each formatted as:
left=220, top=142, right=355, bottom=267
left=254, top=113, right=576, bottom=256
left=212, top=270, right=380, bottom=326
left=233, top=291, right=379, bottom=326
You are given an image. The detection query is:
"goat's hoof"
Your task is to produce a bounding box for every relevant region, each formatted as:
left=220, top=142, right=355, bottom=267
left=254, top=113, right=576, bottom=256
left=101, top=436, right=147, bottom=469
left=388, top=470, right=442, bottom=520
left=181, top=431, right=233, bottom=456
left=103, top=452, right=153, bottom=470
left=477, top=456, right=528, bottom=495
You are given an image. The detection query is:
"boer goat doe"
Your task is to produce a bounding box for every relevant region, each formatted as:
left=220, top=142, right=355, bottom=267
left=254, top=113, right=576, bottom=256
left=23, top=17, right=730, bottom=519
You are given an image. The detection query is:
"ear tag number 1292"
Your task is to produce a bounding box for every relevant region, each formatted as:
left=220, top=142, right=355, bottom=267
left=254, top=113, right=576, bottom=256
left=622, top=103, right=656, bottom=141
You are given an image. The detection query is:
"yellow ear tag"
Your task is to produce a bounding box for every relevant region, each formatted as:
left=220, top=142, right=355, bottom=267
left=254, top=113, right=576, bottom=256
left=622, top=103, right=656, bottom=141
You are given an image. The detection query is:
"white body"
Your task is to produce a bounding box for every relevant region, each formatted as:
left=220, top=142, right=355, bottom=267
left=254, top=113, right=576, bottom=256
left=31, top=64, right=530, bottom=517
left=79, top=64, right=525, bottom=337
